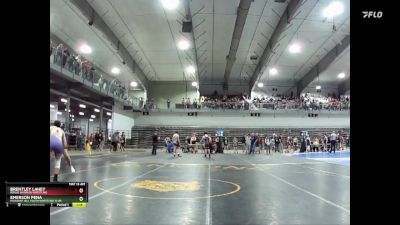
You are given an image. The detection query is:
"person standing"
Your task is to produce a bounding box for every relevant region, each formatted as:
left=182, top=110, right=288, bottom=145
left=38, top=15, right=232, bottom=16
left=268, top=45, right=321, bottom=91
left=306, top=136, right=311, bottom=152
left=300, top=134, right=306, bottom=153
left=339, top=134, right=344, bottom=150
left=293, top=136, right=298, bottom=152
left=330, top=131, right=337, bottom=154
left=111, top=132, right=120, bottom=152
left=232, top=137, right=239, bottom=154
left=189, top=133, right=197, bottom=153
left=201, top=132, right=211, bottom=158
left=152, top=131, right=159, bottom=155
left=167, top=99, right=171, bottom=109
left=274, top=134, right=281, bottom=153
left=85, top=139, right=91, bottom=155
left=172, top=131, right=181, bottom=157
left=265, top=137, right=271, bottom=154
left=254, top=133, right=260, bottom=154
left=216, top=136, right=223, bottom=153
left=323, top=134, right=328, bottom=152
left=245, top=134, right=251, bottom=154
left=99, top=130, right=105, bottom=151
left=50, top=120, right=75, bottom=182
left=120, top=132, right=126, bottom=152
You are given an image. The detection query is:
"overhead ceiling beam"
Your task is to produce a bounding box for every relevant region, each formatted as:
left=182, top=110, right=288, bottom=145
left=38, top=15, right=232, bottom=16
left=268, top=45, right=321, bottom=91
left=69, top=0, right=149, bottom=91
left=338, top=78, right=350, bottom=95
left=223, top=0, right=252, bottom=88
left=183, top=0, right=199, bottom=83
left=296, top=35, right=350, bottom=96
left=249, top=0, right=302, bottom=89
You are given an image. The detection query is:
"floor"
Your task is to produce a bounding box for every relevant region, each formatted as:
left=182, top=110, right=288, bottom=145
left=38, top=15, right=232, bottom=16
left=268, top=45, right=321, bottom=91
left=291, top=150, right=350, bottom=165
left=50, top=150, right=350, bottom=225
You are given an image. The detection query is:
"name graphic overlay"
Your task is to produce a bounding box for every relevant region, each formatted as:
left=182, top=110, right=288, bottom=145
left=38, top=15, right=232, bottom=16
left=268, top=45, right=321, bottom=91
left=5, top=182, right=88, bottom=207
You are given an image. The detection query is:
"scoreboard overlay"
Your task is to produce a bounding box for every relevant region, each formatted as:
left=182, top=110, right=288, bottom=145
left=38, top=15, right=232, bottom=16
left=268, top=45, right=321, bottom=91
left=5, top=182, right=88, bottom=207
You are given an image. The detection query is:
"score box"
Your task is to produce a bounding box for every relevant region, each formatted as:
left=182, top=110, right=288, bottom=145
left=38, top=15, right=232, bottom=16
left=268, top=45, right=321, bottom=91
left=5, top=182, right=88, bottom=207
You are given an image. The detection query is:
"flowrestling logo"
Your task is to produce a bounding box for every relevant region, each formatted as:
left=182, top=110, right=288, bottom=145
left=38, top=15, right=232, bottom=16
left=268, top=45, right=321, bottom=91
left=362, top=11, right=383, bottom=18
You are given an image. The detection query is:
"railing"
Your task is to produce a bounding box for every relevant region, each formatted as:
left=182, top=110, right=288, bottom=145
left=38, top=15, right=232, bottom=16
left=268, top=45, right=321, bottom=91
left=50, top=46, right=141, bottom=109
left=147, top=101, right=349, bottom=112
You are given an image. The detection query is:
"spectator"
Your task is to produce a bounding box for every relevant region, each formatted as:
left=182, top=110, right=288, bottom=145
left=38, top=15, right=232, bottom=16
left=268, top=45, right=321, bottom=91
left=306, top=136, right=311, bottom=152
left=111, top=132, right=120, bottom=152
left=193, top=99, right=198, bottom=109
left=55, top=43, right=64, bottom=66
left=274, top=134, right=281, bottom=153
left=62, top=47, right=69, bottom=68
left=120, top=132, right=126, bottom=152
left=167, top=98, right=171, bottom=109
left=200, top=96, right=205, bottom=109
left=293, top=136, right=298, bottom=151
left=245, top=134, right=251, bottom=154
left=99, top=130, right=105, bottom=151
left=265, top=137, right=271, bottom=154
left=232, top=137, right=239, bottom=154
left=182, top=98, right=186, bottom=109
left=152, top=131, right=159, bottom=155
left=313, top=137, right=319, bottom=152
left=89, top=65, right=95, bottom=82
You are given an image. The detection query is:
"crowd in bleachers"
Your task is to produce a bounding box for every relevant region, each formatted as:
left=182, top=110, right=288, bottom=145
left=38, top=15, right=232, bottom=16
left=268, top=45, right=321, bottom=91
left=50, top=40, right=137, bottom=106
left=165, top=93, right=349, bottom=111
left=251, top=93, right=350, bottom=110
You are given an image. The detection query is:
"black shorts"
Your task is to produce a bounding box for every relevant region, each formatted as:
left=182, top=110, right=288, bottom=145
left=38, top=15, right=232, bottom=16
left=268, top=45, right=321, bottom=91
left=173, top=143, right=180, bottom=147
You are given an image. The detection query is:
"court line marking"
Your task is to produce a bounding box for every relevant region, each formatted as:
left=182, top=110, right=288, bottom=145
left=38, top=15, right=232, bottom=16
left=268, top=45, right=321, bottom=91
left=300, top=165, right=350, bottom=179
left=206, top=156, right=212, bottom=225
left=50, top=165, right=167, bottom=216
left=49, top=153, right=134, bottom=178
left=49, top=153, right=159, bottom=178
left=50, top=159, right=324, bottom=178
left=93, top=177, right=240, bottom=200
left=233, top=155, right=350, bottom=214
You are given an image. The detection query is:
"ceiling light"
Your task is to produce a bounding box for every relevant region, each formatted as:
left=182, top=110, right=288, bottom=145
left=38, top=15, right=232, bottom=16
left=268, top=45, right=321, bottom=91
left=72, top=118, right=75, bottom=122
left=323, top=1, right=344, bottom=18
left=89, top=118, right=93, bottom=122
left=288, top=43, right=301, bottom=54
left=57, top=112, right=62, bottom=115
left=61, top=98, right=67, bottom=103
left=107, top=112, right=112, bottom=116
left=130, top=81, right=138, bottom=87
left=316, top=85, right=321, bottom=90
left=91, top=115, right=96, bottom=118
left=269, top=68, right=278, bottom=75
left=79, top=112, right=84, bottom=116
left=79, top=44, right=92, bottom=54
left=79, top=104, right=86, bottom=108
left=338, top=72, right=346, bottom=79
left=111, top=67, right=120, bottom=74
left=50, top=104, right=55, bottom=108
left=177, top=40, right=190, bottom=50
left=257, top=83, right=264, bottom=88
left=64, top=109, right=71, bottom=112
left=71, top=115, right=75, bottom=118
left=94, top=108, right=100, bottom=112
left=186, top=65, right=195, bottom=74
left=191, top=81, right=198, bottom=87
left=161, top=0, right=180, bottom=10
